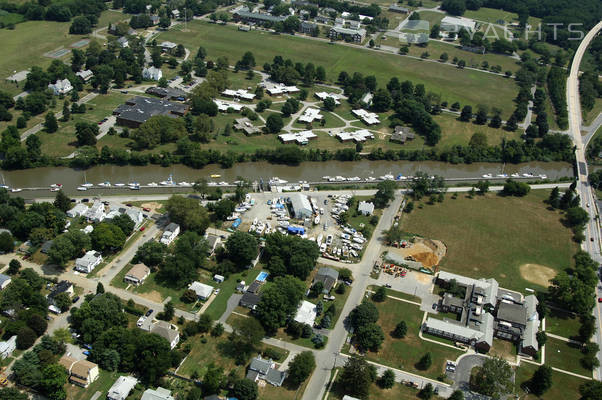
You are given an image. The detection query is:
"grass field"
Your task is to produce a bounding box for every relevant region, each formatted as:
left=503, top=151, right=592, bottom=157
left=514, top=362, right=586, bottom=400
left=362, top=297, right=463, bottom=379
left=463, top=7, right=541, bottom=27
left=327, top=375, right=433, bottom=400
left=583, top=97, right=602, bottom=126
left=434, top=112, right=522, bottom=148
left=545, top=307, right=580, bottom=339
left=545, top=337, right=592, bottom=378
left=401, top=190, right=576, bottom=292
left=158, top=21, right=518, bottom=118
left=65, top=370, right=123, bottom=400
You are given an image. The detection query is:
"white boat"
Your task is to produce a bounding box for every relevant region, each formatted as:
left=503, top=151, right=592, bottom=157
left=50, top=187, right=60, bottom=192
left=348, top=176, right=361, bottom=181
left=380, top=174, right=394, bottom=180
left=511, top=173, right=520, bottom=178
left=147, top=182, right=158, bottom=187
left=496, top=174, right=508, bottom=178
left=179, top=181, right=192, bottom=187
left=539, top=174, right=547, bottom=179
left=366, top=176, right=376, bottom=181
left=130, top=185, right=140, bottom=190
left=10, top=188, right=22, bottom=193
left=253, top=218, right=258, bottom=225
left=522, top=173, right=533, bottom=177
left=314, top=215, right=320, bottom=225
left=322, top=176, right=331, bottom=180
left=81, top=172, right=93, bottom=187
left=218, top=181, right=229, bottom=186
left=76, top=186, right=88, bottom=191
left=98, top=182, right=111, bottom=187
left=269, top=177, right=288, bottom=185
left=114, top=183, right=125, bottom=187
left=50, top=183, right=62, bottom=188
left=482, top=174, right=493, bottom=178
left=320, top=243, right=327, bottom=252
left=208, top=182, right=218, bottom=186
left=160, top=174, right=175, bottom=186
left=317, top=234, right=323, bottom=246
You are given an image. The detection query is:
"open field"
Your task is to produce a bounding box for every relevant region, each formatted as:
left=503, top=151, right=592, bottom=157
left=463, top=7, right=541, bottom=27
left=434, top=113, right=522, bottom=147
left=362, top=297, right=463, bottom=379
left=158, top=21, right=518, bottom=117
left=583, top=97, right=602, bottom=126
left=401, top=190, right=576, bottom=292
left=327, top=375, right=434, bottom=400
left=545, top=307, right=580, bottom=339
left=515, top=362, right=586, bottom=400
left=545, top=337, right=592, bottom=378
left=65, top=370, right=123, bottom=400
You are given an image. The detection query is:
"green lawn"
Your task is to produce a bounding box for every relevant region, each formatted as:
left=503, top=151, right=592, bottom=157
left=367, top=285, right=421, bottom=303
left=328, top=377, right=437, bottom=400
left=545, top=337, right=592, bottom=378
left=362, top=297, right=463, bottom=379
left=158, top=21, right=518, bottom=118
left=65, top=370, right=123, bottom=400
left=434, top=113, right=523, bottom=148
left=583, top=97, right=602, bottom=126
left=204, top=268, right=255, bottom=320
left=545, top=308, right=580, bottom=339
left=464, top=7, right=541, bottom=27
left=401, top=190, right=576, bottom=292
left=514, top=362, right=587, bottom=400
left=130, top=271, right=202, bottom=312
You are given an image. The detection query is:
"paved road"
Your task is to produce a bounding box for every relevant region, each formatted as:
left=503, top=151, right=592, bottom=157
left=565, top=20, right=602, bottom=381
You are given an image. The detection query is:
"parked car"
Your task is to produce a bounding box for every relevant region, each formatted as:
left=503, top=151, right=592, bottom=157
left=72, top=296, right=80, bottom=304
left=145, top=309, right=153, bottom=317
left=140, top=226, right=145, bottom=231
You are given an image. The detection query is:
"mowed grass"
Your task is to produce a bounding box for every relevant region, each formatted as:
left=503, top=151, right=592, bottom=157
left=65, top=370, right=123, bottom=400
left=401, top=190, right=576, bottom=292
left=545, top=337, right=592, bottom=378
left=158, top=21, right=518, bottom=118
left=328, top=377, right=431, bottom=400
left=434, top=112, right=522, bottom=147
left=363, top=297, right=463, bottom=379
left=515, top=362, right=586, bottom=400
left=545, top=308, right=580, bottom=339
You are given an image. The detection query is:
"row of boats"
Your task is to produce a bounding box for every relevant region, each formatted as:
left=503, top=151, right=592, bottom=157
left=481, top=173, right=547, bottom=179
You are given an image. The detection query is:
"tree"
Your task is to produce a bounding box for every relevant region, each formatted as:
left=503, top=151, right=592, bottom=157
left=53, top=190, right=71, bottom=212
left=230, top=378, right=258, bottom=400
left=256, top=276, right=305, bottom=335
left=266, top=114, right=284, bottom=133
left=323, top=97, right=336, bottom=111
left=566, top=207, right=589, bottom=227
left=460, top=105, right=472, bottom=121
left=378, top=369, right=395, bottom=389
left=74, top=122, right=98, bottom=146
left=373, top=180, right=396, bottom=208
left=70, top=16, right=92, bottom=34
left=230, top=317, right=265, bottom=362
left=0, top=388, right=29, bottom=400
left=0, top=232, right=14, bottom=253
left=372, top=286, right=386, bottom=302
left=475, top=180, right=490, bottom=194
left=91, top=223, right=126, bottom=253
left=349, top=302, right=379, bottom=330
left=355, top=323, right=385, bottom=352
left=40, top=363, right=67, bottom=400
left=26, top=314, right=47, bottom=336
left=471, top=357, right=513, bottom=399
left=16, top=326, right=37, bottom=350
left=134, top=241, right=167, bottom=267
left=7, top=259, right=21, bottom=275
left=392, top=321, right=407, bottom=338
left=225, top=231, right=258, bottom=268
left=338, top=356, right=373, bottom=399
left=448, top=390, right=464, bottom=400
left=165, top=195, right=210, bottom=234
left=202, top=363, right=224, bottom=395
left=158, top=301, right=175, bottom=321
left=417, top=352, right=432, bottom=370
left=548, top=186, right=560, bottom=208
left=579, top=381, right=602, bottom=400
left=44, top=112, right=58, bottom=133
left=418, top=383, right=434, bottom=399
left=53, top=293, right=71, bottom=312
left=96, top=282, right=104, bottom=294
left=529, top=365, right=552, bottom=396
left=287, top=351, right=315, bottom=387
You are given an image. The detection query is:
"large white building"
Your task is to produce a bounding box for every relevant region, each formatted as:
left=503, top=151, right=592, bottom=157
left=142, top=66, right=163, bottom=81
left=440, top=16, right=477, bottom=32
left=352, top=109, right=380, bottom=125
left=298, top=108, right=323, bottom=124
left=188, top=281, right=214, bottom=300
left=278, top=130, right=317, bottom=145
left=75, top=251, right=103, bottom=273
left=294, top=300, right=317, bottom=326
left=141, top=387, right=174, bottom=400
left=108, top=376, right=138, bottom=400
left=289, top=193, right=313, bottom=218
left=48, top=79, right=73, bottom=95
left=0, top=336, right=16, bottom=359
left=160, top=223, right=180, bottom=245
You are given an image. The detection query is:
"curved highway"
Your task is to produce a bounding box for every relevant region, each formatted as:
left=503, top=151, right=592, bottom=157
left=566, top=20, right=602, bottom=381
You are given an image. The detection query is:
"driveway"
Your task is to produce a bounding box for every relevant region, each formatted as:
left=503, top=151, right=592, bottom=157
left=218, top=293, right=242, bottom=324
left=452, top=354, right=486, bottom=391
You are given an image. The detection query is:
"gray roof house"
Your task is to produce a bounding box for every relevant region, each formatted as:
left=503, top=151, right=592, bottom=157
left=246, top=356, right=286, bottom=386
left=113, top=96, right=189, bottom=128
left=520, top=295, right=540, bottom=356
left=390, top=126, right=415, bottom=143
left=107, top=376, right=138, bottom=400
left=314, top=267, right=339, bottom=293
left=239, top=292, right=262, bottom=310
left=0, top=274, right=11, bottom=290
left=141, top=387, right=174, bottom=400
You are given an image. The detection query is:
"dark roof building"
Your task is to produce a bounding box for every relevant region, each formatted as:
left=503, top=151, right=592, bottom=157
left=247, top=281, right=262, bottom=294
left=300, top=21, right=318, bottom=35
left=113, top=96, right=189, bottom=128
left=314, top=267, right=339, bottom=293
left=390, top=126, right=415, bottom=143
left=233, top=7, right=286, bottom=25
left=145, top=87, right=187, bottom=101
left=388, top=4, right=409, bottom=13
left=239, top=292, right=262, bottom=310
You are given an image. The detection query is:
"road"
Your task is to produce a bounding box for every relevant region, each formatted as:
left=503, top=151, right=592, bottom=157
left=565, top=20, right=602, bottom=381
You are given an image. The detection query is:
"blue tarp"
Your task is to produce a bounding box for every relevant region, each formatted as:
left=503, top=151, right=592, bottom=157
left=287, top=226, right=305, bottom=235
left=231, top=218, right=242, bottom=229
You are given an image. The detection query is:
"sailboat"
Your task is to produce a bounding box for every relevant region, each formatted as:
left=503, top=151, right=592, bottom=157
left=0, top=175, right=8, bottom=190
left=160, top=174, right=175, bottom=186
left=82, top=172, right=93, bottom=187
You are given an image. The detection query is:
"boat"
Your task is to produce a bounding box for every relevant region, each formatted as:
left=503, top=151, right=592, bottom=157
left=179, top=181, right=192, bottom=187
left=511, top=173, right=520, bottom=178
left=50, top=183, right=62, bottom=188
left=522, top=173, right=533, bottom=177
left=10, top=188, right=22, bottom=193
left=98, top=182, right=111, bottom=187
left=539, top=174, right=547, bottom=179
left=218, top=181, right=229, bottom=186
left=482, top=173, right=493, bottom=178
left=210, top=174, right=221, bottom=178
left=76, top=186, right=88, bottom=191
left=82, top=172, right=93, bottom=187
left=114, top=183, right=125, bottom=187
left=0, top=185, right=8, bottom=190
left=147, top=182, right=158, bottom=187
left=366, top=176, right=376, bottom=181
left=269, top=177, right=288, bottom=185
left=50, top=187, right=60, bottom=192
left=160, top=174, right=175, bottom=186
left=496, top=174, right=508, bottom=178
left=130, top=185, right=140, bottom=190
left=380, top=174, right=394, bottom=180
left=314, top=215, right=320, bottom=225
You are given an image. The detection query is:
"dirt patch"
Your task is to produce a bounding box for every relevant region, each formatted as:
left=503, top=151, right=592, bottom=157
left=391, top=238, right=447, bottom=268
left=138, top=290, right=163, bottom=303
left=413, top=271, right=432, bottom=284
left=520, top=264, right=557, bottom=287
left=141, top=202, right=163, bottom=213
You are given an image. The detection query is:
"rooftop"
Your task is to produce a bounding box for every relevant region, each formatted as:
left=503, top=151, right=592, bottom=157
left=114, top=96, right=188, bottom=125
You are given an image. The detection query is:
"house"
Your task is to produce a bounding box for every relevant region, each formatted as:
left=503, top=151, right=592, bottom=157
left=188, top=281, right=214, bottom=300
left=59, top=355, right=99, bottom=387
left=315, top=92, right=344, bottom=105
left=315, top=15, right=330, bottom=24
left=239, top=292, right=262, bottom=310
left=116, top=36, right=129, bottom=48
left=171, top=9, right=180, bottom=18
left=80, top=225, right=93, bottom=234
left=233, top=7, right=286, bottom=26
left=233, top=118, right=260, bottom=135
left=335, top=129, right=373, bottom=143
left=343, top=396, right=361, bottom=400
left=142, top=66, right=163, bottom=81
left=0, top=336, right=16, bottom=359
left=520, top=295, right=540, bottom=356
left=246, top=281, right=262, bottom=294
left=278, top=130, right=317, bottom=145
left=222, top=89, right=255, bottom=101
left=47, top=280, right=74, bottom=307
left=206, top=235, right=221, bottom=255
left=48, top=79, right=73, bottom=95
left=0, top=274, right=11, bottom=290
left=124, top=208, right=144, bottom=229
left=390, top=126, right=415, bottom=143
left=67, top=203, right=88, bottom=218
left=150, top=320, right=180, bottom=349
left=357, top=201, right=375, bottom=216
left=107, top=376, right=138, bottom=400
left=149, top=15, right=159, bottom=26
left=440, top=16, right=477, bottom=32
left=214, top=99, right=244, bottom=112
left=329, top=26, right=366, bottom=43
left=113, top=96, right=188, bottom=128
left=75, top=251, right=103, bottom=274
left=246, top=356, right=287, bottom=387
left=348, top=20, right=361, bottom=30
left=388, top=4, right=409, bottom=13
left=361, top=92, right=373, bottom=106
left=124, top=263, right=150, bottom=286
left=298, top=108, right=323, bottom=124
left=299, top=21, right=318, bottom=35
left=213, top=274, right=224, bottom=284
left=262, top=82, right=299, bottom=96
left=85, top=200, right=106, bottom=222
left=294, top=300, right=317, bottom=326
left=76, top=70, right=93, bottom=81
left=289, top=193, right=313, bottom=218
left=160, top=223, right=180, bottom=245
left=314, top=267, right=339, bottom=293
left=40, top=240, right=54, bottom=254
left=352, top=109, right=380, bottom=125
left=141, top=387, right=174, bottom=400
left=159, top=41, right=177, bottom=53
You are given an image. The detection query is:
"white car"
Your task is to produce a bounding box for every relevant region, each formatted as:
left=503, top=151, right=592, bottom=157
left=137, top=316, right=146, bottom=327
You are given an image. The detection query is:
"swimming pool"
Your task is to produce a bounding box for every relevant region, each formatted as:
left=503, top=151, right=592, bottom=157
left=256, top=271, right=269, bottom=282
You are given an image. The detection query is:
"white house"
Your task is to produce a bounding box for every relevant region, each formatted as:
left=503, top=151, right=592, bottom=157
left=85, top=200, right=106, bottom=222
left=0, top=274, right=11, bottom=290
left=80, top=225, right=94, bottom=234
left=160, top=223, right=180, bottom=245
left=143, top=66, right=163, bottom=81
left=48, top=79, right=73, bottom=95
left=108, top=376, right=138, bottom=400
left=294, top=300, right=317, bottom=326
left=0, top=336, right=16, bottom=359
left=141, top=387, right=174, bottom=400
left=357, top=201, right=375, bottom=216
left=124, top=263, right=150, bottom=286
left=440, top=16, right=477, bottom=32
left=352, top=109, right=380, bottom=125
left=76, top=70, right=93, bottom=81
left=67, top=203, right=88, bottom=218
left=149, top=321, right=180, bottom=349
left=75, top=251, right=103, bottom=273
left=117, top=36, right=129, bottom=48
left=188, top=281, right=213, bottom=300
left=124, top=208, right=144, bottom=229
left=298, top=108, right=323, bottom=124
